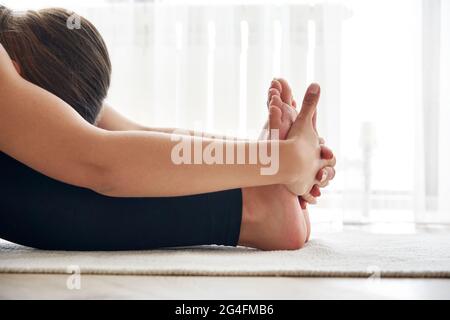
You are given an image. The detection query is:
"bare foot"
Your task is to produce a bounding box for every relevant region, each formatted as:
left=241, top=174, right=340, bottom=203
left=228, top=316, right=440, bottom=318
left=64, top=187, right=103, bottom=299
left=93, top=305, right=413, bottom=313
left=238, top=82, right=336, bottom=250
left=238, top=99, right=308, bottom=250
left=264, top=79, right=335, bottom=242
left=269, top=78, right=335, bottom=205
left=267, top=81, right=312, bottom=241
left=276, top=83, right=335, bottom=196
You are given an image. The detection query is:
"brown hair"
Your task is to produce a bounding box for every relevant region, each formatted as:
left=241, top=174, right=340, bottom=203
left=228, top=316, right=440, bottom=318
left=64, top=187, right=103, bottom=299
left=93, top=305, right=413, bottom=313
left=0, top=6, right=111, bottom=124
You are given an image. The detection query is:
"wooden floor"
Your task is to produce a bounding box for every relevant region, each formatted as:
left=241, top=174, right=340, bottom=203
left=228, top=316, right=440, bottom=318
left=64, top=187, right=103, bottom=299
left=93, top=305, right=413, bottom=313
left=1, top=274, right=450, bottom=299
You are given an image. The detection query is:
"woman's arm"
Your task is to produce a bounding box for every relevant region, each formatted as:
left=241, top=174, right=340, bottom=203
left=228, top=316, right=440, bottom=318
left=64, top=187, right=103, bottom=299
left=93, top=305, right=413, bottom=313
left=96, top=103, right=148, bottom=131
left=0, top=44, right=296, bottom=197
left=97, top=103, right=259, bottom=139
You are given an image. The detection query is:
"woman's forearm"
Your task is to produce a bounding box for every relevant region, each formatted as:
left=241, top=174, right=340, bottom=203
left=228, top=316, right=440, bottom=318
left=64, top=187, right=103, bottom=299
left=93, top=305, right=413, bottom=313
left=94, top=106, right=281, bottom=196
left=94, top=130, right=296, bottom=197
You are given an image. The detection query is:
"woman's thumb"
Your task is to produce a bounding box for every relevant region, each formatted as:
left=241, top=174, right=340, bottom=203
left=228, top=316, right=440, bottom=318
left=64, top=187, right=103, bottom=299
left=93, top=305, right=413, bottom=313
left=298, top=83, right=320, bottom=120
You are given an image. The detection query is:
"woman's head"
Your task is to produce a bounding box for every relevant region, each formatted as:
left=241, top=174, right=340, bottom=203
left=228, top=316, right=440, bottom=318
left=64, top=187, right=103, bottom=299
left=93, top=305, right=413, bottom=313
left=0, top=6, right=111, bottom=124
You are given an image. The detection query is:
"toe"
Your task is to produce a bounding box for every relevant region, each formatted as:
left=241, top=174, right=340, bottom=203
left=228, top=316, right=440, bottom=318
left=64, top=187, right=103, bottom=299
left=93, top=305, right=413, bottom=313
left=271, top=79, right=282, bottom=92
left=277, top=78, right=293, bottom=106
left=292, top=99, right=297, bottom=109
left=267, top=88, right=281, bottom=107
left=280, top=103, right=296, bottom=125
left=269, top=105, right=283, bottom=131
left=270, top=95, right=283, bottom=108
left=269, top=88, right=280, bottom=97
left=276, top=103, right=295, bottom=139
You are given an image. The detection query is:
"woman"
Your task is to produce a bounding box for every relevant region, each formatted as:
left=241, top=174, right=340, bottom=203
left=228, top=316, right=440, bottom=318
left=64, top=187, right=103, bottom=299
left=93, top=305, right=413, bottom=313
left=0, top=7, right=336, bottom=251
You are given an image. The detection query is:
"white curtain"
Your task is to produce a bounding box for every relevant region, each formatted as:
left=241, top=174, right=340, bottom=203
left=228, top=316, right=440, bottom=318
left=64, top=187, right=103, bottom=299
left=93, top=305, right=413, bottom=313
left=436, top=0, right=450, bottom=222
left=4, top=0, right=450, bottom=227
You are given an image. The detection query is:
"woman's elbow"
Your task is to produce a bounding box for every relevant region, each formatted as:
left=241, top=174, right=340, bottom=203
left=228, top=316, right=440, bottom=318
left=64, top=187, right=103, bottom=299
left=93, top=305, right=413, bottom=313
left=89, top=177, right=117, bottom=197
left=77, top=160, right=119, bottom=197
left=86, top=161, right=139, bottom=197
left=75, top=133, right=124, bottom=197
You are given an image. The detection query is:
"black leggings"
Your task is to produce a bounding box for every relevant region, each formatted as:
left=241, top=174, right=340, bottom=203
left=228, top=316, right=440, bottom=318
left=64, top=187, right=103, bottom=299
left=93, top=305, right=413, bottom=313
left=0, top=152, right=243, bottom=250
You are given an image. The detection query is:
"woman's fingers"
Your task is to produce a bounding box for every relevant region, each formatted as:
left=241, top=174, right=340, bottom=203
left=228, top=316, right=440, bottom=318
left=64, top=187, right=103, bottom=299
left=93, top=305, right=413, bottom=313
left=326, top=167, right=336, bottom=180
left=299, top=197, right=307, bottom=210
left=301, top=192, right=317, bottom=205
left=318, top=144, right=335, bottom=186
left=316, top=167, right=335, bottom=187
left=321, top=156, right=336, bottom=169
left=286, top=83, right=321, bottom=139
left=310, top=185, right=321, bottom=197
left=320, top=145, right=334, bottom=160
left=300, top=185, right=321, bottom=207
left=316, top=168, right=327, bottom=183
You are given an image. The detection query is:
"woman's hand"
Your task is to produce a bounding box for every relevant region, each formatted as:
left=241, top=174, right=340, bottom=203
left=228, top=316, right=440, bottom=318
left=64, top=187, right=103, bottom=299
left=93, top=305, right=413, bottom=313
left=283, top=83, right=336, bottom=196
left=268, top=79, right=336, bottom=201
